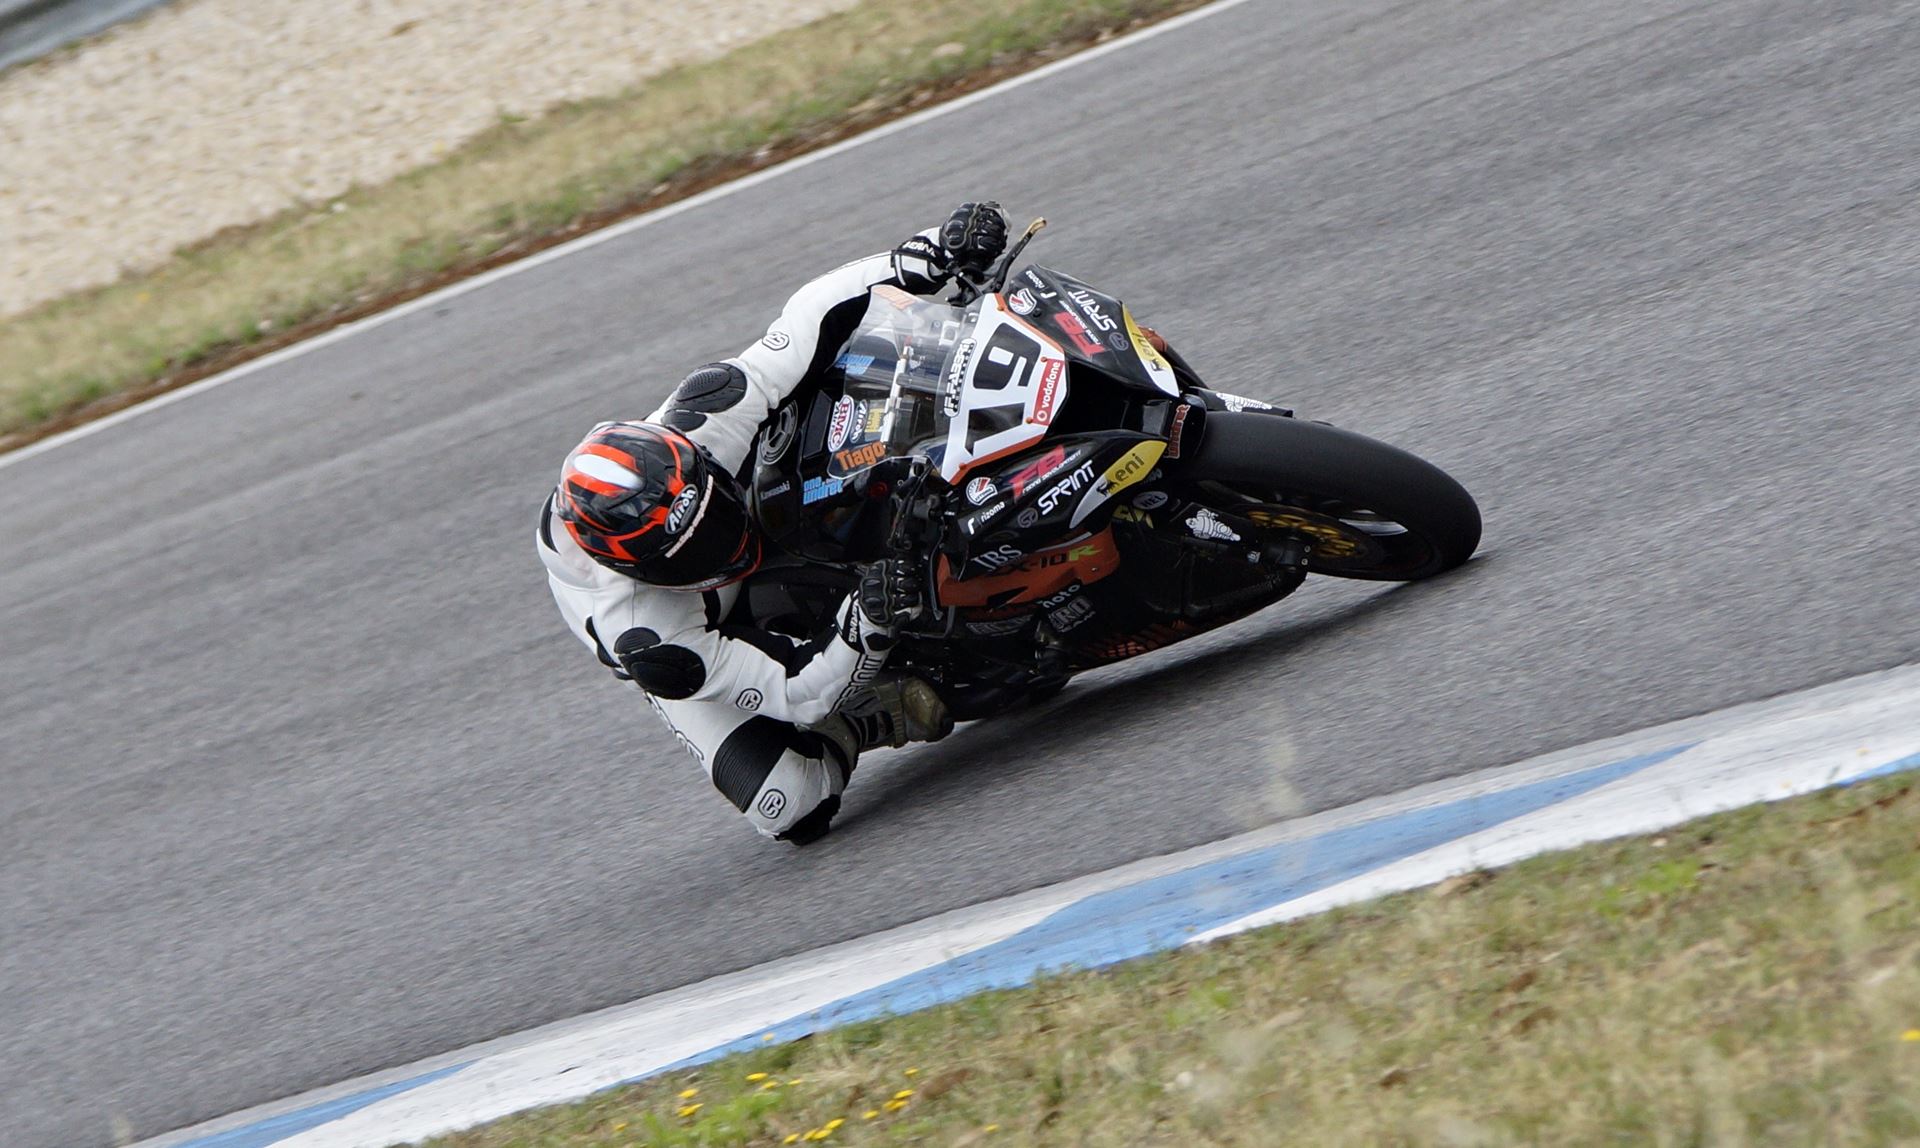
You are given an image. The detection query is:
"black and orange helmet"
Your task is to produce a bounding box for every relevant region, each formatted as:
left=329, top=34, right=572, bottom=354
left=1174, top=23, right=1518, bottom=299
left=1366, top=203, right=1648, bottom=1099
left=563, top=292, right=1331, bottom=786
left=554, top=421, right=762, bottom=590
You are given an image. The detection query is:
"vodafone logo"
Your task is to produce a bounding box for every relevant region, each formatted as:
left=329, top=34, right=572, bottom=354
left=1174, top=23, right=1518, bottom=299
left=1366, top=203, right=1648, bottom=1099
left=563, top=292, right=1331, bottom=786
left=827, top=395, right=855, bottom=451
left=1029, top=359, right=1064, bottom=426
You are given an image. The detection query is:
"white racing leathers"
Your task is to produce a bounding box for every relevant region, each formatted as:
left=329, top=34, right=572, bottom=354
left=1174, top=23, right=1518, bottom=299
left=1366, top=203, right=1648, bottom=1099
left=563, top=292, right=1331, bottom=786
left=537, top=235, right=950, bottom=838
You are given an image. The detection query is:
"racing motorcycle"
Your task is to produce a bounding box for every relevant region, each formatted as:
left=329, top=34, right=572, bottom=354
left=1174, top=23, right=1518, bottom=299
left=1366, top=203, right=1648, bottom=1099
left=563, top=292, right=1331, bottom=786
left=742, top=219, right=1481, bottom=720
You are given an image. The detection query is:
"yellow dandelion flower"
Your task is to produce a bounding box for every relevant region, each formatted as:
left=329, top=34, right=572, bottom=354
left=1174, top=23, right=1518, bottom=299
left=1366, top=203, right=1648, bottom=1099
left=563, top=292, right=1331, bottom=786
left=762, top=1081, right=780, bottom=1090
left=825, top=1118, right=845, bottom=1130
left=678, top=1087, right=699, bottom=1099
left=863, top=1110, right=880, bottom=1120
left=1904, top=1029, right=1920, bottom=1042
left=893, top=1089, right=915, bottom=1100
left=677, top=1102, right=703, bottom=1117
left=783, top=1135, right=800, bottom=1145
left=788, top=1078, right=804, bottom=1085
left=904, top=1067, right=919, bottom=1077
left=884, top=1099, right=908, bottom=1112
left=611, top=1122, right=627, bottom=1132
left=748, top=1072, right=769, bottom=1081
left=984, top=1124, right=1000, bottom=1133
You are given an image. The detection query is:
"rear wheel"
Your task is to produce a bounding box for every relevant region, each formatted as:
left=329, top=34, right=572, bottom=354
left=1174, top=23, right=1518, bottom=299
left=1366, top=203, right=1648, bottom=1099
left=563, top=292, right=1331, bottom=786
left=1174, top=412, right=1481, bottom=580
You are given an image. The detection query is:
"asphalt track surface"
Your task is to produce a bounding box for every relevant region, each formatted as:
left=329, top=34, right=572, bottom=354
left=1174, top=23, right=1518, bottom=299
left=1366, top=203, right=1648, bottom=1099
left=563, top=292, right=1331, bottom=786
left=4, top=0, right=1919, bottom=1143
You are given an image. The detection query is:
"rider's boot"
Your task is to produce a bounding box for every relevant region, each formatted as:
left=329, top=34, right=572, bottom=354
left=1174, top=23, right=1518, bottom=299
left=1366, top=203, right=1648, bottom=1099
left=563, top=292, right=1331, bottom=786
left=778, top=678, right=951, bottom=848
left=822, top=676, right=954, bottom=756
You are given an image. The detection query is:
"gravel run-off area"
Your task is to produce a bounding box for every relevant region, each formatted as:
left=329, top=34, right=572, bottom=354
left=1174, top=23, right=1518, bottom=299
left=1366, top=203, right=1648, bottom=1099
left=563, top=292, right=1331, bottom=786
left=0, top=0, right=863, bottom=319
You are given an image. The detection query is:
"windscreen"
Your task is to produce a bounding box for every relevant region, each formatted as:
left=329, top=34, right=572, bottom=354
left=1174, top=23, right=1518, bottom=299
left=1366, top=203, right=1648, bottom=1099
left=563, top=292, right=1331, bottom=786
left=823, top=289, right=968, bottom=479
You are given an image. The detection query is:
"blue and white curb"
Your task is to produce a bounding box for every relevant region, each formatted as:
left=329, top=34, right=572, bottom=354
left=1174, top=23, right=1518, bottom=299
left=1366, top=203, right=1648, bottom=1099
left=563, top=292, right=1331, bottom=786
left=141, top=663, right=1920, bottom=1148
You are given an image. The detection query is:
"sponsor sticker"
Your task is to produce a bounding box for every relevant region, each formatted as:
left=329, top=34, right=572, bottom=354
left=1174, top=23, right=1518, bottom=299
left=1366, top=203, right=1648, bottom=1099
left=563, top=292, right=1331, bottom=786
left=1036, top=583, right=1082, bottom=609
left=1165, top=402, right=1193, bottom=459
left=1216, top=391, right=1275, bottom=412
left=1048, top=596, right=1096, bottom=632
left=1052, top=309, right=1105, bottom=357
left=1007, top=287, right=1038, bottom=315
left=827, top=395, right=855, bottom=451
left=966, top=476, right=996, bottom=505
left=802, top=475, right=844, bottom=504
left=964, top=616, right=1031, bottom=637
left=761, top=480, right=792, bottom=498
left=1125, top=311, right=1174, bottom=377
left=665, top=484, right=700, bottom=533
left=970, top=543, right=1024, bottom=572
left=1133, top=490, right=1170, bottom=510
left=943, top=337, right=977, bottom=417
left=762, top=330, right=791, bottom=351
left=1008, top=446, right=1070, bottom=497
left=1016, top=541, right=1102, bottom=573
left=734, top=688, right=764, bottom=711
left=1029, top=358, right=1065, bottom=426
left=1185, top=507, right=1242, bottom=542
left=1036, top=460, right=1097, bottom=516
left=834, top=441, right=888, bottom=471
left=1016, top=507, right=1040, bottom=528
left=1068, top=288, right=1120, bottom=333
left=1097, top=442, right=1166, bottom=499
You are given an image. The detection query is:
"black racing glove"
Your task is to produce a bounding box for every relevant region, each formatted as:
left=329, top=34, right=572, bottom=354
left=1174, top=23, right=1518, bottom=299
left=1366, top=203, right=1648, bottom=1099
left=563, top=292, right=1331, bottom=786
left=941, top=201, right=1008, bottom=276
left=857, top=555, right=927, bottom=631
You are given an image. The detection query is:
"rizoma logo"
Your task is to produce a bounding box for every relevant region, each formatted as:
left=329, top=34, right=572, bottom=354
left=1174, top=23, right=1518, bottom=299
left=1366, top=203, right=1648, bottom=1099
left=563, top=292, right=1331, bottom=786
left=1036, top=461, right=1096, bottom=515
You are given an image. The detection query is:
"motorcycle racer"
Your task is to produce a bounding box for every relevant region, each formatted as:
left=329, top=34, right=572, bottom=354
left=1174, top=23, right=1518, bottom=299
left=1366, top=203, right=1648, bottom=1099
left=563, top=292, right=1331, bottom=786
left=537, top=204, right=1009, bottom=846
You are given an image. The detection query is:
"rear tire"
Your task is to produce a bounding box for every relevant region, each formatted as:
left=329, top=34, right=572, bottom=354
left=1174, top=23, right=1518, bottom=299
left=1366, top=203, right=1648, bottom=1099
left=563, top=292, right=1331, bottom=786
left=1175, top=412, right=1481, bottom=580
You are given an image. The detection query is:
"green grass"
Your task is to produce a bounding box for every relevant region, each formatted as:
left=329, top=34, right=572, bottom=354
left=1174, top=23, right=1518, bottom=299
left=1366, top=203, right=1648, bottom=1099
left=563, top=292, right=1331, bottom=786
left=0, top=0, right=1212, bottom=447
left=419, top=775, right=1920, bottom=1146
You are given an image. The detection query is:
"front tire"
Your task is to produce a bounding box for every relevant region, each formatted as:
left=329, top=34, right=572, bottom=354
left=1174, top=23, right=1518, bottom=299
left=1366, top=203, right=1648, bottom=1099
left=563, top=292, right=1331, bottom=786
left=1174, top=412, right=1481, bottom=580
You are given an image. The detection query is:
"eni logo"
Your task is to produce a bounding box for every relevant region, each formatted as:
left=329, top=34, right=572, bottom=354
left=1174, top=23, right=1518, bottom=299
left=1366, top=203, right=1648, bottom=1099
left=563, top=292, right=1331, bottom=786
left=1100, top=442, right=1167, bottom=495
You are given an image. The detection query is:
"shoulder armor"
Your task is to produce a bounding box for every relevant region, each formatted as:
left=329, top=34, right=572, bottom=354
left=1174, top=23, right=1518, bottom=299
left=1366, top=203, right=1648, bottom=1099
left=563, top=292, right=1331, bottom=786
left=659, top=363, right=748, bottom=431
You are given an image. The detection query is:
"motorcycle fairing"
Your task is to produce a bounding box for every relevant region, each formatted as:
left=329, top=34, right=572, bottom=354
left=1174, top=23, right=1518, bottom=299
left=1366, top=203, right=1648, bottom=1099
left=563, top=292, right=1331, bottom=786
left=935, top=528, right=1123, bottom=608
left=937, top=294, right=1069, bottom=482
left=940, top=431, right=1166, bottom=580
left=1003, top=267, right=1180, bottom=398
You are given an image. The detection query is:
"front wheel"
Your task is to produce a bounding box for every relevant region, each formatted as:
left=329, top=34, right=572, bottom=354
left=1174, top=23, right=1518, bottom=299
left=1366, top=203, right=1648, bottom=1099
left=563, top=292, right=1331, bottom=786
left=1172, top=412, right=1481, bottom=581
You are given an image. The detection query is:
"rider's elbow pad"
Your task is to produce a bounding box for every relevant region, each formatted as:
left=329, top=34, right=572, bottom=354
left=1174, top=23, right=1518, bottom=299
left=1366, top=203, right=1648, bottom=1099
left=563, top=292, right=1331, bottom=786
left=613, top=627, right=707, bottom=700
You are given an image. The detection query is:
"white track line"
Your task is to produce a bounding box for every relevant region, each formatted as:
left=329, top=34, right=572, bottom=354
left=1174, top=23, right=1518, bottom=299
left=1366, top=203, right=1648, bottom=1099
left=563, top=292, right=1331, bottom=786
left=0, top=0, right=1260, bottom=474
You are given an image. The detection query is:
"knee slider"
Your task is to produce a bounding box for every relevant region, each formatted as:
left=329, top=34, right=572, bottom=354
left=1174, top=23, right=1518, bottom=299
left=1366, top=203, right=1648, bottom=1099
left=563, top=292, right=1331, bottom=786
left=613, top=627, right=706, bottom=699
left=658, top=363, right=748, bottom=432
left=711, top=717, right=845, bottom=836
